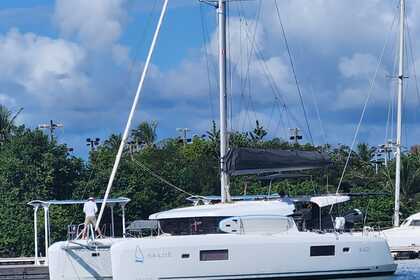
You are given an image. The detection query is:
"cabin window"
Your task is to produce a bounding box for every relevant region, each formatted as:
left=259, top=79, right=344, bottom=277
left=200, top=250, right=229, bottom=261
left=310, top=245, right=335, bottom=256
left=159, top=217, right=228, bottom=235
left=410, top=220, right=420, bottom=226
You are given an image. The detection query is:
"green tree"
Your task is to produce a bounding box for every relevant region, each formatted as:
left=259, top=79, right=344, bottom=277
left=0, top=105, right=16, bottom=144
left=131, top=121, right=158, bottom=147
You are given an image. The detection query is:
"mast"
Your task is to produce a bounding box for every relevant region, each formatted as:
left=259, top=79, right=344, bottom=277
left=95, top=0, right=169, bottom=229
left=394, top=0, right=405, bottom=227
left=218, top=0, right=231, bottom=203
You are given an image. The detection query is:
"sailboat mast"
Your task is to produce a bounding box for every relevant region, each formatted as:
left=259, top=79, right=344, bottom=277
left=218, top=0, right=230, bottom=203
left=394, top=0, right=405, bottom=227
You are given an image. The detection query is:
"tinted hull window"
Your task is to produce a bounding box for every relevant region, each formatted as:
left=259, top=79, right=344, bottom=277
left=200, top=250, right=229, bottom=261
left=310, top=245, right=335, bottom=256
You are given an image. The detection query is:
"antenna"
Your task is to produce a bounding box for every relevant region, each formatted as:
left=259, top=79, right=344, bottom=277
left=38, top=120, right=64, bottom=141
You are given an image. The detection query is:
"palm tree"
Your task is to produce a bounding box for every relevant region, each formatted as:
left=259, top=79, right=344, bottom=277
left=0, top=105, right=16, bottom=144
left=356, top=143, right=375, bottom=162
left=131, top=121, right=158, bottom=148
left=248, top=120, right=267, bottom=142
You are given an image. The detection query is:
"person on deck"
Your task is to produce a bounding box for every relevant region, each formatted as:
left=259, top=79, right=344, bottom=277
left=82, top=197, right=103, bottom=239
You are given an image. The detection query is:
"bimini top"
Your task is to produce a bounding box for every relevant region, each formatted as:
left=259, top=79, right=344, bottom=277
left=150, top=200, right=295, bottom=220
left=149, top=194, right=350, bottom=220
left=186, top=194, right=350, bottom=208
left=27, top=197, right=130, bottom=208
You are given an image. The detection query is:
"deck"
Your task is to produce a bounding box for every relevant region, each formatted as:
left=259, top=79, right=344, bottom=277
left=0, top=258, right=49, bottom=280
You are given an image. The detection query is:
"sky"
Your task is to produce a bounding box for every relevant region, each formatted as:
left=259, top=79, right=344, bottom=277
left=1, top=0, right=420, bottom=158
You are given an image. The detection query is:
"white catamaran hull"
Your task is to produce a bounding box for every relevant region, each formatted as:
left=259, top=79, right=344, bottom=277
left=382, top=227, right=420, bottom=252
left=48, top=238, right=124, bottom=280
left=111, top=233, right=396, bottom=280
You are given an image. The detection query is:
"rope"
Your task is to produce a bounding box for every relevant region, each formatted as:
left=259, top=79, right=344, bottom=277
left=406, top=22, right=420, bottom=123
left=199, top=2, right=216, bottom=121
left=132, top=159, right=194, bottom=197
left=274, top=0, right=314, bottom=145
left=310, top=85, right=327, bottom=145
left=331, top=5, right=398, bottom=208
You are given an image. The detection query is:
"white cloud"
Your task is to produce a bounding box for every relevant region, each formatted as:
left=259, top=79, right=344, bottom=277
left=338, top=53, right=380, bottom=79
left=0, top=29, right=88, bottom=101
left=54, top=0, right=126, bottom=49
left=260, top=0, right=395, bottom=55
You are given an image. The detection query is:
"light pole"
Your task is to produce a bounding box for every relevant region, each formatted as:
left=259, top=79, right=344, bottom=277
left=38, top=120, right=64, bottom=141
left=289, top=128, right=302, bottom=145
left=177, top=128, right=191, bottom=146
left=86, top=137, right=100, bottom=151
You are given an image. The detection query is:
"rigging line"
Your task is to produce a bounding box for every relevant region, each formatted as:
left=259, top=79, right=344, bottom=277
left=227, top=1, right=234, bottom=132
left=96, top=0, right=169, bottom=230
left=385, top=84, right=392, bottom=144
left=310, top=85, right=327, bottom=145
left=274, top=0, right=313, bottom=145
left=199, top=2, right=216, bottom=121
left=238, top=9, right=292, bottom=121
left=386, top=30, right=400, bottom=144
left=237, top=0, right=262, bottom=97
left=332, top=5, right=398, bottom=204
left=267, top=100, right=276, bottom=134
left=124, top=0, right=159, bottom=95
left=132, top=158, right=194, bottom=197
left=236, top=1, right=293, bottom=132
left=406, top=23, right=420, bottom=123
left=68, top=167, right=96, bottom=226
left=273, top=97, right=288, bottom=138
left=236, top=0, right=262, bottom=131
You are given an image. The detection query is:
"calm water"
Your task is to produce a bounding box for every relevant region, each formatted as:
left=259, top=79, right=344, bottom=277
left=332, top=260, right=420, bottom=280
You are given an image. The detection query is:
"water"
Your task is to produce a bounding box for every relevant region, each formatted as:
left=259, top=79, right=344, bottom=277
left=392, top=260, right=420, bottom=280
left=331, top=260, right=420, bottom=280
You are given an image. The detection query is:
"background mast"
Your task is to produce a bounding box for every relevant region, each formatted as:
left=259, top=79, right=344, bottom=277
left=218, top=0, right=230, bottom=203
left=394, top=0, right=405, bottom=227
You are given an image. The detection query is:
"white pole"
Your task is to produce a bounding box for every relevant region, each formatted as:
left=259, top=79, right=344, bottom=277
left=110, top=205, right=115, bottom=237
left=43, top=206, right=49, bottom=265
left=96, top=0, right=169, bottom=230
left=121, top=205, right=126, bottom=237
left=394, top=0, right=405, bottom=227
left=218, top=0, right=230, bottom=203
left=33, top=206, right=39, bottom=265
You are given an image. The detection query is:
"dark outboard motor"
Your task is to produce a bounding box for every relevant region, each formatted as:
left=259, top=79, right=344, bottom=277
left=343, top=209, right=363, bottom=229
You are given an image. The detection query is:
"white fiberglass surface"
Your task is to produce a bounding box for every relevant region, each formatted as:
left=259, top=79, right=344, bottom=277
left=110, top=231, right=395, bottom=280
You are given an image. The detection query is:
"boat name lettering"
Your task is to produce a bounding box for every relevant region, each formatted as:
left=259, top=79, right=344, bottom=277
left=359, top=247, right=370, bottom=253
left=147, top=250, right=172, bottom=258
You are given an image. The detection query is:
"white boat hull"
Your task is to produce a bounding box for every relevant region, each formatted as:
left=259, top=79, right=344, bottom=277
left=382, top=227, right=420, bottom=252
left=111, top=232, right=396, bottom=280
left=48, top=238, right=123, bottom=280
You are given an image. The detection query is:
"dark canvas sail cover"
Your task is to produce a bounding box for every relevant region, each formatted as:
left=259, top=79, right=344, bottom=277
left=226, top=148, right=331, bottom=176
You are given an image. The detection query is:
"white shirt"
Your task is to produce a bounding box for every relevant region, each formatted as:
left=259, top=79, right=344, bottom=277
left=83, top=201, right=98, bottom=217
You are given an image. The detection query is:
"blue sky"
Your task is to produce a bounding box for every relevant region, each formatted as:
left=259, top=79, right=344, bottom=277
left=1, top=0, right=420, bottom=158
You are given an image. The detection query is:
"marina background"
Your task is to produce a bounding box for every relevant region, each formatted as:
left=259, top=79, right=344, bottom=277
left=1, top=115, right=419, bottom=258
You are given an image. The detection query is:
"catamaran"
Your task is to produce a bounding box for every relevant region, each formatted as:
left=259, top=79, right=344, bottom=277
left=380, top=0, right=420, bottom=257
left=48, top=0, right=397, bottom=279
left=109, top=1, right=396, bottom=279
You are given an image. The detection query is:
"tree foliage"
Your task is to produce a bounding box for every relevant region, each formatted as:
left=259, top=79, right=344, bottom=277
left=0, top=117, right=419, bottom=258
